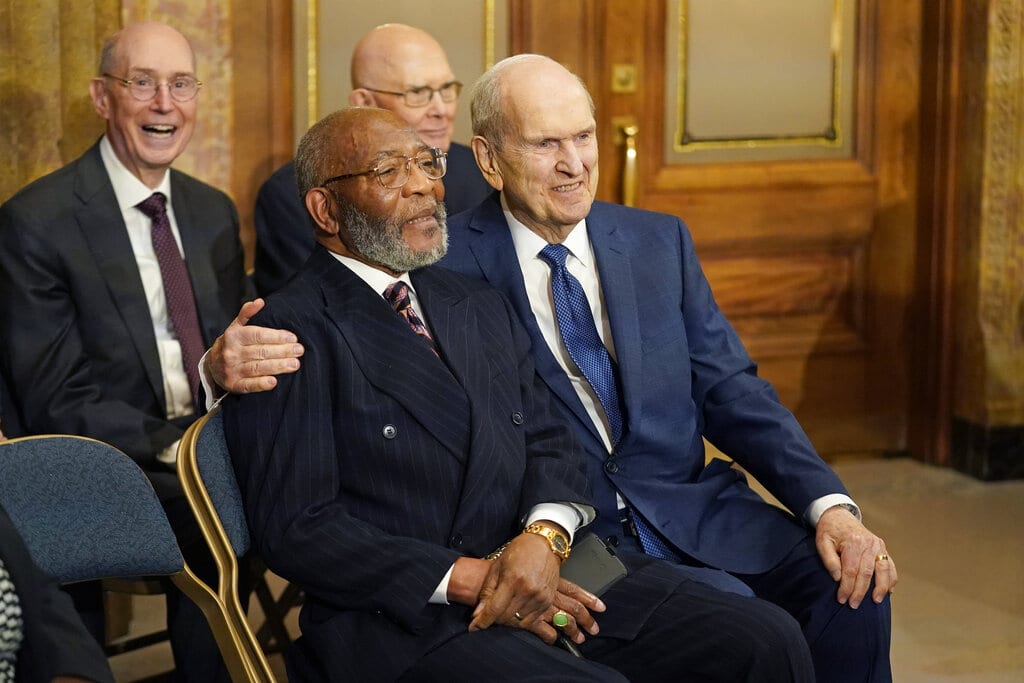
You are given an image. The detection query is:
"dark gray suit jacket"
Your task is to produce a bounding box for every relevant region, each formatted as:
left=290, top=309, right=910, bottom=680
left=0, top=141, right=250, bottom=488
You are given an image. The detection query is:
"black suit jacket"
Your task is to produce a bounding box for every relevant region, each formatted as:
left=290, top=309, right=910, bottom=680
left=0, top=141, right=250, bottom=480
left=252, top=142, right=490, bottom=295
left=224, top=248, right=594, bottom=680
left=0, top=508, right=113, bottom=683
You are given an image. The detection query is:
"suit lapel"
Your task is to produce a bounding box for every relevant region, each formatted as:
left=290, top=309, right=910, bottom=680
left=74, top=144, right=165, bottom=407
left=313, top=252, right=471, bottom=462
left=465, top=196, right=603, bottom=445
left=587, top=205, right=643, bottom=446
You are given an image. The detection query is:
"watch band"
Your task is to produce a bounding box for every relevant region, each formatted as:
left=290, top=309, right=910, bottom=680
left=523, top=523, right=571, bottom=560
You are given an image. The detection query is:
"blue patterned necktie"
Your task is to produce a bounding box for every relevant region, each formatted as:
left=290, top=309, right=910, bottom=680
left=384, top=281, right=439, bottom=357
left=539, top=243, right=623, bottom=444
left=540, top=244, right=679, bottom=560
left=137, top=192, right=205, bottom=409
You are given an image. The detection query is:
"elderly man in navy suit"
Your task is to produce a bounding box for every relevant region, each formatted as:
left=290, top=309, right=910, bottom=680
left=222, top=106, right=813, bottom=682
left=437, top=54, right=897, bottom=682
left=252, top=23, right=490, bottom=296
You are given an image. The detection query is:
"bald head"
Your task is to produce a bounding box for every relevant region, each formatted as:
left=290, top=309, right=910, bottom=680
left=468, top=55, right=599, bottom=242
left=295, top=107, right=448, bottom=274
left=99, top=21, right=196, bottom=77
left=348, top=24, right=459, bottom=150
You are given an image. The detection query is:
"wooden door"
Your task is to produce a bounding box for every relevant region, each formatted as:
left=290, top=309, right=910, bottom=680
left=511, top=0, right=921, bottom=457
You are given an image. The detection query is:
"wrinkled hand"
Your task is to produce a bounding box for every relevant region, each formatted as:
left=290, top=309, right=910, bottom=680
left=472, top=532, right=607, bottom=642
left=816, top=505, right=897, bottom=609
left=206, top=299, right=304, bottom=394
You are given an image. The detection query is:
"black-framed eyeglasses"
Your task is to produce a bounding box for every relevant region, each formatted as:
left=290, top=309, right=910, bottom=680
left=321, top=148, right=448, bottom=190
left=102, top=73, right=203, bottom=102
left=362, top=81, right=462, bottom=108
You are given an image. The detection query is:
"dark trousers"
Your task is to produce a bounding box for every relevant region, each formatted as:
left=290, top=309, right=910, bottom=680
left=397, top=554, right=814, bottom=683
left=738, top=537, right=893, bottom=683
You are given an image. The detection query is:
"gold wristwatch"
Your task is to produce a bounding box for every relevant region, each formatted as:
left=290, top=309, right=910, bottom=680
left=523, top=523, right=571, bottom=560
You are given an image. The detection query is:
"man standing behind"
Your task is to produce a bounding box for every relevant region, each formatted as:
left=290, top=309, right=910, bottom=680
left=224, top=105, right=812, bottom=682
left=253, top=23, right=490, bottom=295
left=0, top=21, right=249, bottom=681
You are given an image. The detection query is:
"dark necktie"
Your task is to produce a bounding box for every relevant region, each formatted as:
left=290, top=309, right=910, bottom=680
left=539, top=243, right=623, bottom=444
left=540, top=244, right=678, bottom=560
left=136, top=192, right=205, bottom=410
left=383, top=281, right=439, bottom=357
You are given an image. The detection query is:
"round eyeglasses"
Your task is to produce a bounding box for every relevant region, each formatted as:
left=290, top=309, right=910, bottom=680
left=362, top=81, right=462, bottom=108
left=102, top=73, right=203, bottom=102
left=320, top=149, right=448, bottom=190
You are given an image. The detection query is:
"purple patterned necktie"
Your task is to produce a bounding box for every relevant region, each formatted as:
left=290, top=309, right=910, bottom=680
left=136, top=192, right=205, bottom=410
left=383, top=281, right=439, bottom=357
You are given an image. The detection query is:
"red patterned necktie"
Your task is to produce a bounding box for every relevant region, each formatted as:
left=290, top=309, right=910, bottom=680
left=136, top=192, right=205, bottom=410
left=383, top=281, right=439, bottom=357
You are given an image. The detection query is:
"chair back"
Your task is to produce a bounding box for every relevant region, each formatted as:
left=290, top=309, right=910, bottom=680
left=0, top=435, right=181, bottom=581
left=178, top=407, right=277, bottom=681
left=0, top=433, right=263, bottom=683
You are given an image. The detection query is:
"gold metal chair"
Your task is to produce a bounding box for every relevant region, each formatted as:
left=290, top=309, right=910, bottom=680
left=177, top=407, right=278, bottom=682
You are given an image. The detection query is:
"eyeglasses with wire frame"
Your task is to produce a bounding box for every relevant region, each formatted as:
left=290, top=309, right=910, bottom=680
left=320, top=148, right=448, bottom=190
left=102, top=73, right=203, bottom=102
left=362, top=81, right=462, bottom=108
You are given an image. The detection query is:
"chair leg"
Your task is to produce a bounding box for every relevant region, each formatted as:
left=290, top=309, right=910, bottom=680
left=252, top=572, right=295, bottom=654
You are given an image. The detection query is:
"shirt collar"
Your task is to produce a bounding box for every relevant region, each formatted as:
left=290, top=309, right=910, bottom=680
left=327, top=251, right=414, bottom=296
left=99, top=135, right=172, bottom=212
left=501, top=193, right=592, bottom=269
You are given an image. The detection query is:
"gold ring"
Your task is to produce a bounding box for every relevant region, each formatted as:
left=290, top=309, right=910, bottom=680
left=552, top=610, right=569, bottom=628
left=514, top=611, right=524, bottom=621
left=876, top=554, right=889, bottom=562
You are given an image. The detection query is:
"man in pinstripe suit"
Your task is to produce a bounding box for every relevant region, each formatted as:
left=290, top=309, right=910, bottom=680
left=222, top=106, right=812, bottom=682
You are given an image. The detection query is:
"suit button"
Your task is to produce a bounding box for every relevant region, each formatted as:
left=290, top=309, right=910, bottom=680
left=450, top=533, right=463, bottom=547
left=605, top=535, right=619, bottom=548
left=382, top=424, right=397, bottom=439
left=511, top=412, right=524, bottom=425
left=604, top=459, right=619, bottom=474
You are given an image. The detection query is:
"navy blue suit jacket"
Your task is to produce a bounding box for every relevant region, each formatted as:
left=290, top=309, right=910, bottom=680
left=0, top=142, right=250, bottom=491
left=441, top=193, right=849, bottom=574
left=223, top=248, right=596, bottom=679
left=253, top=142, right=490, bottom=296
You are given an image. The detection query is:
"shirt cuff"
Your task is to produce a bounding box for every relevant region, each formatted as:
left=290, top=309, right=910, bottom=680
left=525, top=502, right=590, bottom=544
left=198, top=350, right=226, bottom=411
left=156, top=438, right=181, bottom=468
left=804, top=494, right=860, bottom=526
left=430, top=564, right=456, bottom=605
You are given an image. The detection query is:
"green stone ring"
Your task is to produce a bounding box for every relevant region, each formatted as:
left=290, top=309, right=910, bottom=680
left=552, top=610, right=570, bottom=628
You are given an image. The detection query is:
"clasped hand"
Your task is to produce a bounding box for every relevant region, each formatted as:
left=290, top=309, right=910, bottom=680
left=464, top=533, right=605, bottom=646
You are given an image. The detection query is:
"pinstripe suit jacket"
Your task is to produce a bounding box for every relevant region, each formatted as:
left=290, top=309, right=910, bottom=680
left=223, top=247, right=593, bottom=680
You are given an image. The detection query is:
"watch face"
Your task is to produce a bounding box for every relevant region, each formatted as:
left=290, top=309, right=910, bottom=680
left=552, top=535, right=569, bottom=553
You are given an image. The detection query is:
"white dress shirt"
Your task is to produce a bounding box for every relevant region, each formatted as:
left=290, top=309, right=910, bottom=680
left=99, top=136, right=192, bottom=466
left=500, top=196, right=858, bottom=527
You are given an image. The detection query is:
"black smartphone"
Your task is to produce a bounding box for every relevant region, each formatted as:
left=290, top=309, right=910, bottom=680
left=561, top=532, right=627, bottom=596
left=556, top=532, right=627, bottom=657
